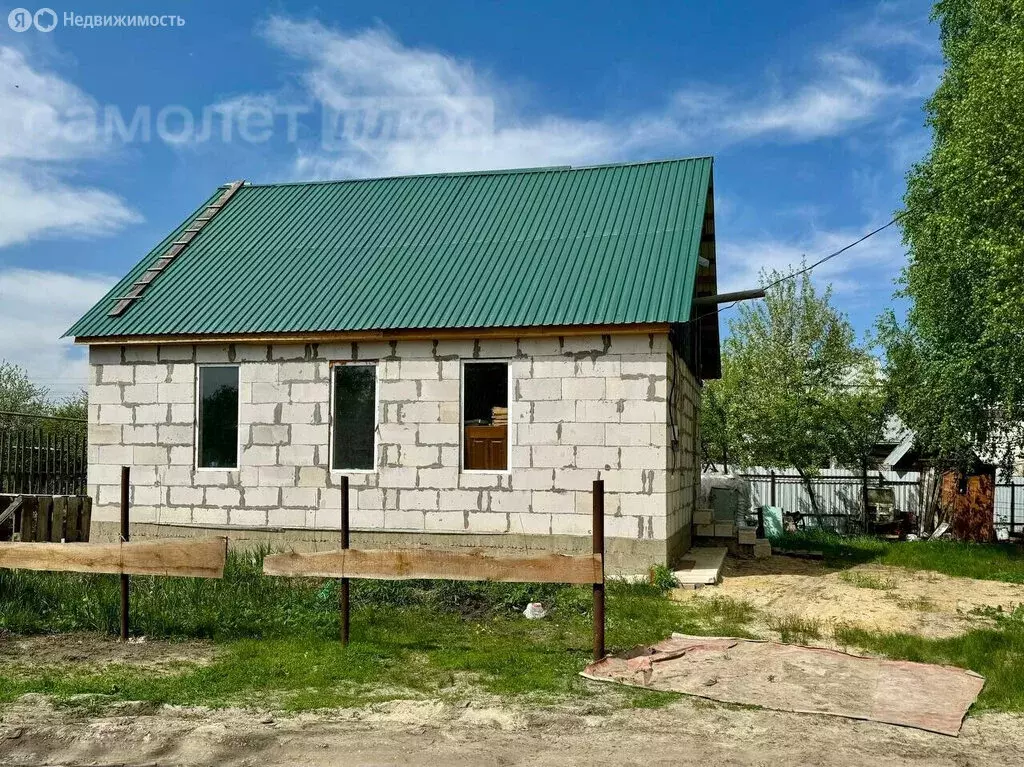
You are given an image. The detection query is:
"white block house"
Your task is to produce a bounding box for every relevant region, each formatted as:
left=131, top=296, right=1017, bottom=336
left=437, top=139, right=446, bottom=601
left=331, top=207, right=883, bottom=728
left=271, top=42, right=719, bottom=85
left=68, top=158, right=722, bottom=570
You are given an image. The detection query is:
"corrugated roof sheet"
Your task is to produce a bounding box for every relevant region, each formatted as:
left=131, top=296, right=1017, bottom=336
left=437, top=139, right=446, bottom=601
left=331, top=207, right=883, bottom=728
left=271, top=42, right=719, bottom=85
left=67, top=157, right=713, bottom=338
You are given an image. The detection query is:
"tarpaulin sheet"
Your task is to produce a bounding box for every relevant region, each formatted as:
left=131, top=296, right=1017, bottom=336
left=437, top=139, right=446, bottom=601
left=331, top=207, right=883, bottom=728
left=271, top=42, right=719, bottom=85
left=582, top=634, right=984, bottom=736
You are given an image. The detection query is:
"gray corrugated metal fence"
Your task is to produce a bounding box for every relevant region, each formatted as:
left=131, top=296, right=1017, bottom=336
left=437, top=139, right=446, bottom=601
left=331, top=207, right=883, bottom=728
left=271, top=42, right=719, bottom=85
left=718, top=468, right=1022, bottom=535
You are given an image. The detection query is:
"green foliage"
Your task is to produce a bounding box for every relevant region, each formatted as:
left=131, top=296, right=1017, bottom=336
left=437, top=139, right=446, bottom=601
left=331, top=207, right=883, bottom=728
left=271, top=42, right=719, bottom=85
left=0, top=360, right=87, bottom=436
left=884, top=0, right=1024, bottom=470
left=648, top=564, right=680, bottom=591
left=0, top=360, right=49, bottom=424
left=700, top=270, right=886, bottom=504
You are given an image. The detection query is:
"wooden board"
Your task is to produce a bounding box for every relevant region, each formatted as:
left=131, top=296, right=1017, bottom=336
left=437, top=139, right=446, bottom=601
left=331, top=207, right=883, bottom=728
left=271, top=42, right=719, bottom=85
left=0, top=537, right=228, bottom=578
left=264, top=548, right=604, bottom=584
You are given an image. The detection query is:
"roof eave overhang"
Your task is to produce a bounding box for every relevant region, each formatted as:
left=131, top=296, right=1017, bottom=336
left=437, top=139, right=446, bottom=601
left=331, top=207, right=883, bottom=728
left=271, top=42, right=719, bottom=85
left=74, top=322, right=673, bottom=346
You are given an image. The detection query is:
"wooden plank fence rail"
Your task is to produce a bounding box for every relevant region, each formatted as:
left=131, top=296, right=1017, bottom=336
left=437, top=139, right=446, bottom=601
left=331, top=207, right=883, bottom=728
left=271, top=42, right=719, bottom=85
left=0, top=538, right=228, bottom=578
left=263, top=548, right=604, bottom=584
left=263, top=478, right=609, bottom=660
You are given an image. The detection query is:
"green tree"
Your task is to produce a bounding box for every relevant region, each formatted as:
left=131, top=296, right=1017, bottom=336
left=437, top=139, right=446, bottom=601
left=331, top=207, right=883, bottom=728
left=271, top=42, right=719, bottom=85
left=0, top=360, right=50, bottom=429
left=702, top=270, right=886, bottom=516
left=884, top=0, right=1024, bottom=471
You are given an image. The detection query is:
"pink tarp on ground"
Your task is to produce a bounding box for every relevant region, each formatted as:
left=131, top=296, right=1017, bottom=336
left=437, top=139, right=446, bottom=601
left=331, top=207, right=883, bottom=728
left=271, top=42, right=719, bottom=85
left=582, top=634, right=985, bottom=736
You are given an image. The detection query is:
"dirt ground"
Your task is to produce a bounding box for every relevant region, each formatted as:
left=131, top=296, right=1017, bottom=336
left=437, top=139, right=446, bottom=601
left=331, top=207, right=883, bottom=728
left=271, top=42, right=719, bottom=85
left=1, top=633, right=217, bottom=671
left=2, top=693, right=1023, bottom=766
left=3, top=559, right=1023, bottom=765
left=682, top=556, right=1024, bottom=639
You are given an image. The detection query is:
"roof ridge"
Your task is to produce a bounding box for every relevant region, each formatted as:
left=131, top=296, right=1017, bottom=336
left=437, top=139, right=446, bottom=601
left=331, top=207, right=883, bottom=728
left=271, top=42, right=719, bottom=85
left=241, top=155, right=713, bottom=189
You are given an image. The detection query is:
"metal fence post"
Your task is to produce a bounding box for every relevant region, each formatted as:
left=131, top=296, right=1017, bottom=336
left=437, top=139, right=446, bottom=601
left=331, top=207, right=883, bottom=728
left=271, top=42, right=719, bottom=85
left=770, top=470, right=776, bottom=507
left=120, top=465, right=130, bottom=641
left=592, top=479, right=605, bottom=661
left=340, top=475, right=351, bottom=646
left=1011, top=481, right=1016, bottom=536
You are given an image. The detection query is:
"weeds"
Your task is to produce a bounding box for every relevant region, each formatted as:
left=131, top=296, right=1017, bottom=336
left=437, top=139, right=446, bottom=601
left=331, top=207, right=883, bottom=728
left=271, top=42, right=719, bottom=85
left=766, top=614, right=822, bottom=644
left=838, top=571, right=898, bottom=590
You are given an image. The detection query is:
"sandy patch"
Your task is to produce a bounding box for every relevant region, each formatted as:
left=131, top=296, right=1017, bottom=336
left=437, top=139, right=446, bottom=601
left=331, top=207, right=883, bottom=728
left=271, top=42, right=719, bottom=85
left=1, top=692, right=1022, bottom=766
left=683, top=557, right=1024, bottom=639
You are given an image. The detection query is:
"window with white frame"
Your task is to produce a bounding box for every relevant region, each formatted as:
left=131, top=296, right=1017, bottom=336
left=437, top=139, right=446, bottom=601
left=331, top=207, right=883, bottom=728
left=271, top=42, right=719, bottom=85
left=197, top=365, right=239, bottom=469
left=332, top=363, right=378, bottom=471
left=462, top=361, right=509, bottom=471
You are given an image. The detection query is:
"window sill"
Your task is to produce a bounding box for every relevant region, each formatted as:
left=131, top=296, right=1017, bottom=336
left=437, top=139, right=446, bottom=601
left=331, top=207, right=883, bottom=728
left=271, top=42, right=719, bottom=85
left=461, top=469, right=512, bottom=476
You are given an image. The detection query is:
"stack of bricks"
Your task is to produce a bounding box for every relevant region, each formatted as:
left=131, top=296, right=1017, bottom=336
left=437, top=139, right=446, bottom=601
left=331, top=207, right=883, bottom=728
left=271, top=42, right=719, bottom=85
left=87, top=332, right=701, bottom=567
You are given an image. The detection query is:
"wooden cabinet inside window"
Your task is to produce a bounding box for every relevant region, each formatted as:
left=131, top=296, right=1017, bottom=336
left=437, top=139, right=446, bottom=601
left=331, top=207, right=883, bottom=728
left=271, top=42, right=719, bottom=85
left=464, top=425, right=508, bottom=471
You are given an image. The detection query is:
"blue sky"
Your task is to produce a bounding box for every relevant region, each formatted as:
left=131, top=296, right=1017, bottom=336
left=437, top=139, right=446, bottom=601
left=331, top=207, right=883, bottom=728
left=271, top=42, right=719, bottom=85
left=0, top=0, right=941, bottom=394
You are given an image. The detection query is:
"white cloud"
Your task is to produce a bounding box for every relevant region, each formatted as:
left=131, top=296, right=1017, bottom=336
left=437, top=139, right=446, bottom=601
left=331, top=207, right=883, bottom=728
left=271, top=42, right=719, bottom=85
left=0, top=45, right=139, bottom=246
left=716, top=219, right=907, bottom=299
left=0, top=268, right=116, bottom=395
left=254, top=12, right=938, bottom=179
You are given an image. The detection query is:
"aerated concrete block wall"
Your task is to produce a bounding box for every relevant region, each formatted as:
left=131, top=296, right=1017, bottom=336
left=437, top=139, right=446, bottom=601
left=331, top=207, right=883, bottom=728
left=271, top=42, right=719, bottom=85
left=86, top=332, right=700, bottom=568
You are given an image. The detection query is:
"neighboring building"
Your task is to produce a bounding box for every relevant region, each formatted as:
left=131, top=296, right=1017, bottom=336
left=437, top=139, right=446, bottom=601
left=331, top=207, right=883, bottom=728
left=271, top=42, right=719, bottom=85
left=67, top=158, right=722, bottom=570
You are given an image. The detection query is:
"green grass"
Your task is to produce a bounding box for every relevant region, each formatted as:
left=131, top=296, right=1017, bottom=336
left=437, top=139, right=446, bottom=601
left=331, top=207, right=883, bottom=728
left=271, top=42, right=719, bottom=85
left=765, top=615, right=823, bottom=644
left=776, top=530, right=1024, bottom=583
left=833, top=605, right=1024, bottom=713
left=0, top=550, right=758, bottom=711
left=838, top=571, right=898, bottom=590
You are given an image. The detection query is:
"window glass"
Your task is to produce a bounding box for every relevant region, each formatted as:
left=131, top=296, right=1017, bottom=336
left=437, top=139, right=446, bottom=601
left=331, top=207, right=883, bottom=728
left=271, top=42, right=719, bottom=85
left=463, top=362, right=508, bottom=471
left=333, top=365, right=377, bottom=470
left=198, top=366, right=239, bottom=468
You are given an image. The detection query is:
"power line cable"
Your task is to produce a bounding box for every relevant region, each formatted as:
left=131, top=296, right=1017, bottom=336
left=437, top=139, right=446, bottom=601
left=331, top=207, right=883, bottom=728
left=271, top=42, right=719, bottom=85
left=690, top=213, right=904, bottom=325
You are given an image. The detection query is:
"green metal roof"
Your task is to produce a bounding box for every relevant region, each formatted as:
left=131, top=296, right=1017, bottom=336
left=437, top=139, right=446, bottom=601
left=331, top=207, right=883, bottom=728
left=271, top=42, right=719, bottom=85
left=67, top=157, right=714, bottom=338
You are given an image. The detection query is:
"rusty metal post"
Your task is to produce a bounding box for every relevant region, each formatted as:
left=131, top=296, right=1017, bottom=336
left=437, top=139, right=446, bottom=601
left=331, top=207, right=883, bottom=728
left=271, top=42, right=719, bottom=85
left=119, top=465, right=130, bottom=642
left=340, top=475, right=351, bottom=646
left=592, top=479, right=605, bottom=661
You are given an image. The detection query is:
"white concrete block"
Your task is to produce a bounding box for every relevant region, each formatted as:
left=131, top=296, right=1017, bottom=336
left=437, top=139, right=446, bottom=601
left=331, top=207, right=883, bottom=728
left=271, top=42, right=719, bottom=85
left=157, top=383, right=193, bottom=404
left=418, top=467, right=459, bottom=488
left=123, top=346, right=159, bottom=363
left=169, top=486, right=203, bottom=506
left=205, top=487, right=242, bottom=507
left=289, top=382, right=328, bottom=403
left=230, top=509, right=268, bottom=526
left=418, top=423, right=459, bottom=446
left=400, top=402, right=440, bottom=424
left=424, top=511, right=467, bottom=531
left=517, top=423, right=558, bottom=445
left=438, top=489, right=481, bottom=511
left=530, top=445, right=574, bottom=468
left=101, top=365, right=135, bottom=384
left=559, top=422, right=604, bottom=446
left=258, top=466, right=297, bottom=487
left=278, top=444, right=315, bottom=466
left=531, top=400, right=577, bottom=423
left=467, top=512, right=510, bottom=533
left=89, top=345, right=122, bottom=365
left=384, top=509, right=424, bottom=530
left=562, top=377, right=605, bottom=400
left=530, top=490, right=574, bottom=514
left=620, top=400, right=663, bottom=424
left=379, top=380, right=418, bottom=400
left=488, top=490, right=531, bottom=513
left=517, top=378, right=561, bottom=401
left=575, top=446, right=620, bottom=469
left=251, top=424, right=290, bottom=445
left=606, top=424, right=651, bottom=447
